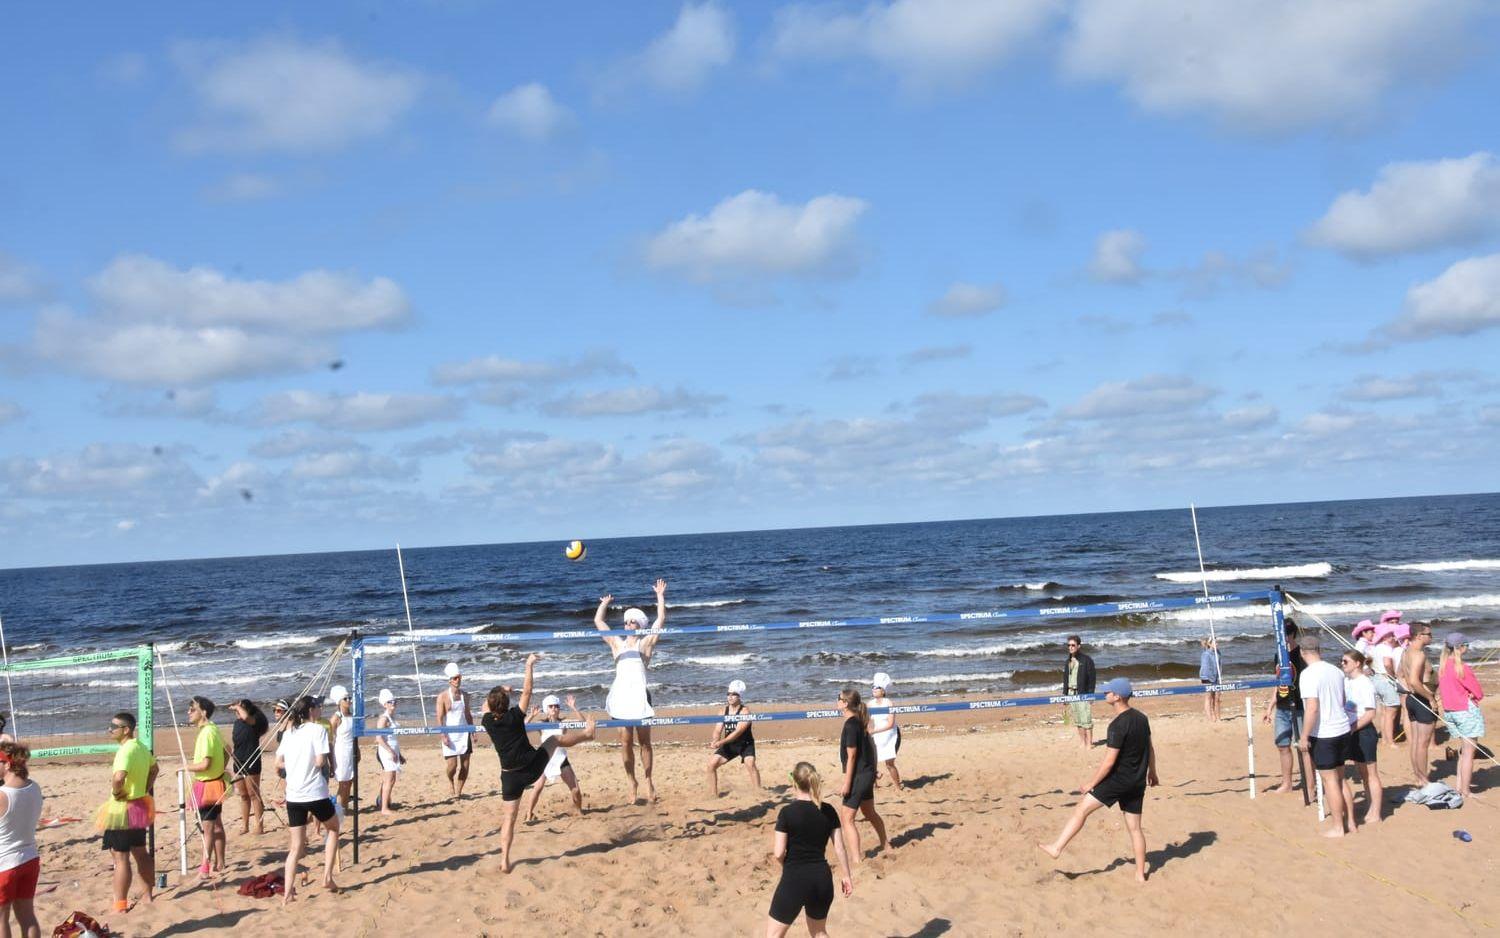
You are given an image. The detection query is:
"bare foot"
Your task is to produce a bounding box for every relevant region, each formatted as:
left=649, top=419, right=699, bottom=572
left=322, top=880, right=341, bottom=894
left=500, top=857, right=512, bottom=874
left=1320, top=828, right=1345, bottom=839
left=1036, top=842, right=1061, bottom=860
left=1136, top=870, right=1149, bottom=883
left=282, top=888, right=297, bottom=907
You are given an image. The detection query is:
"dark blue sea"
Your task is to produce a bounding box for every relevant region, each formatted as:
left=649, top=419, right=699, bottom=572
left=1, top=494, right=1497, bottom=735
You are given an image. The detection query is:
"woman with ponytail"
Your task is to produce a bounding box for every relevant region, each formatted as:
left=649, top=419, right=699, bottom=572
left=0, top=742, right=42, bottom=938
left=766, top=761, right=852, bottom=938
left=835, top=687, right=887, bottom=866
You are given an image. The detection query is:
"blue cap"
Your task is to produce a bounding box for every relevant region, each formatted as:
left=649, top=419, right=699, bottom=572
left=1103, top=677, right=1133, bottom=699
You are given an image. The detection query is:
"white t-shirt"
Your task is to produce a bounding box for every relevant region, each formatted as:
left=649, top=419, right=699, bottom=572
left=1372, top=644, right=1398, bottom=677
left=0, top=781, right=42, bottom=872
left=277, top=722, right=331, bottom=803
left=1344, top=674, right=1376, bottom=723
left=1299, top=659, right=1352, bottom=738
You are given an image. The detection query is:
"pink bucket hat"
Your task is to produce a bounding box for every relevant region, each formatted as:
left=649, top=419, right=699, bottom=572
left=1394, top=623, right=1412, bottom=641
left=1351, top=619, right=1375, bottom=639
left=1380, top=610, right=1403, bottom=624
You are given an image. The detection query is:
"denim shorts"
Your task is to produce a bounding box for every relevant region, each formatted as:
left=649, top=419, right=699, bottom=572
left=1273, top=708, right=1304, bottom=748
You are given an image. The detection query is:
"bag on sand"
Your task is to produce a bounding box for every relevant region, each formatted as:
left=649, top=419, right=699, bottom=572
left=237, top=871, right=285, bottom=898
left=52, top=911, right=117, bottom=938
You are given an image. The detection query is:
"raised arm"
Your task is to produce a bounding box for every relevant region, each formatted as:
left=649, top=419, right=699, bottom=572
left=519, top=653, right=539, bottom=713
left=642, top=579, right=667, bottom=656
left=594, top=594, right=614, bottom=632
left=565, top=694, right=583, bottom=722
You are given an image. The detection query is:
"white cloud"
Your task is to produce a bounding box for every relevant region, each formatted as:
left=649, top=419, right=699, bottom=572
left=173, top=36, right=421, bottom=154
left=635, top=3, right=735, bottom=91
left=770, top=0, right=1057, bottom=87
left=255, top=390, right=463, bottom=432
left=250, top=429, right=362, bottom=459
left=0, top=443, right=198, bottom=498
left=89, top=254, right=407, bottom=335
left=1060, top=374, right=1217, bottom=420
left=1340, top=374, right=1445, bottom=402
left=487, top=83, right=574, bottom=140
left=824, top=355, right=881, bottom=381
left=1388, top=254, right=1500, bottom=340
left=540, top=385, right=725, bottom=418
left=464, top=435, right=728, bottom=499
left=1308, top=153, right=1500, bottom=259
left=910, top=391, right=1044, bottom=424
left=290, top=449, right=414, bottom=481
left=645, top=190, right=868, bottom=282
left=1062, top=0, right=1480, bottom=132
left=115, top=519, right=138, bottom=532
left=927, top=281, right=1005, bottom=317
left=431, top=350, right=631, bottom=387
left=0, top=251, right=46, bottom=304
left=1171, top=248, right=1291, bottom=297
left=100, top=387, right=221, bottom=419
left=902, top=344, right=972, bottom=365
left=204, top=172, right=283, bottom=202
left=1088, top=229, right=1146, bottom=284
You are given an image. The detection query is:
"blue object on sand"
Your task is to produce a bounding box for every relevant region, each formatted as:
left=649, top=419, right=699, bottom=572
left=1453, top=830, right=1472, bottom=842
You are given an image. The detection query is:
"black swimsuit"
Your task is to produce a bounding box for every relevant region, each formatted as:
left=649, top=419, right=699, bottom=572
left=715, top=704, right=756, bottom=761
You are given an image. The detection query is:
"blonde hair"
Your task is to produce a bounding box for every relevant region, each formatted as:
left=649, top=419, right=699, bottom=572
left=790, top=761, right=822, bottom=805
left=1441, top=642, right=1468, bottom=681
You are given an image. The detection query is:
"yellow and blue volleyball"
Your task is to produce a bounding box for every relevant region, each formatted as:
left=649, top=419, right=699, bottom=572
left=564, top=540, right=587, bottom=561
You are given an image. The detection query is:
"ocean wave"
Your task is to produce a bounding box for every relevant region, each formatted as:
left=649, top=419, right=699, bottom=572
left=406, top=625, right=489, bottom=637
left=998, top=581, right=1062, bottom=592
left=826, top=671, right=1013, bottom=685
left=1155, top=562, right=1331, bottom=583
left=233, top=635, right=324, bottom=650
left=23, top=664, right=130, bottom=678
left=670, top=599, right=748, bottom=610
left=1169, top=592, right=1500, bottom=623
left=672, top=653, right=758, bottom=667
left=1377, top=560, right=1500, bottom=573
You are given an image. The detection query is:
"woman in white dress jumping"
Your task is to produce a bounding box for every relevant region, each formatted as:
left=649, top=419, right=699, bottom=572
left=596, top=578, right=666, bottom=803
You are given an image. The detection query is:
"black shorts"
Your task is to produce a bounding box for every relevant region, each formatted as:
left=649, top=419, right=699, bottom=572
left=715, top=735, right=756, bottom=762
left=101, top=828, right=147, bottom=852
left=197, top=804, right=223, bottom=822
left=286, top=799, right=336, bottom=827
left=1310, top=733, right=1351, bottom=771
left=1405, top=695, right=1437, bottom=725
left=1348, top=724, right=1378, bottom=765
left=768, top=864, right=835, bottom=925
left=232, top=755, right=262, bottom=778
left=842, top=770, right=876, bottom=810
left=1089, top=780, right=1145, bottom=815
left=502, top=749, right=551, bottom=801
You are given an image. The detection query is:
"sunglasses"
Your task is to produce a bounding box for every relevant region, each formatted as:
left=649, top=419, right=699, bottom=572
left=109, top=723, right=127, bottom=731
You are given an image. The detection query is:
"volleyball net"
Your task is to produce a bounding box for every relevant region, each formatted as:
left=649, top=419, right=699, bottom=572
left=0, top=644, right=154, bottom=758
left=349, top=588, right=1292, bottom=738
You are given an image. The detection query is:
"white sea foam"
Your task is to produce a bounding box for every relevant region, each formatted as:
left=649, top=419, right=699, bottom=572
left=233, top=635, right=323, bottom=650
left=671, top=599, right=747, bottom=609
left=1155, top=562, right=1331, bottom=583
left=1378, top=560, right=1500, bottom=573
left=405, top=625, right=489, bottom=637
left=826, top=671, right=1013, bottom=685
left=26, top=664, right=130, bottom=678
left=675, top=653, right=757, bottom=667
left=1169, top=593, right=1500, bottom=623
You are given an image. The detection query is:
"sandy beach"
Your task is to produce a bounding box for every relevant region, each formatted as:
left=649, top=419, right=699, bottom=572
left=22, top=678, right=1500, bottom=937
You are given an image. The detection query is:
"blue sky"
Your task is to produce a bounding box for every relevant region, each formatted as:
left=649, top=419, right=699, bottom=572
left=2, top=1, right=1499, bottom=567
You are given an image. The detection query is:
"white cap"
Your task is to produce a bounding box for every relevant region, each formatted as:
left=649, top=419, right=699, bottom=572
left=872, top=672, right=892, bottom=690
left=623, top=607, right=648, bottom=627
left=378, top=689, right=395, bottom=706
left=443, top=662, right=461, bottom=679
left=542, top=694, right=561, bottom=709
left=328, top=685, right=349, bottom=704
left=727, top=679, right=747, bottom=696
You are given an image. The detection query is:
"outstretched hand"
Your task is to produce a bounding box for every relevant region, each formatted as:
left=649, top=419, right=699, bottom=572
left=526, top=652, right=541, bottom=667
left=564, top=694, right=577, bottom=710
left=653, top=578, right=667, bottom=596
left=600, top=593, right=613, bottom=606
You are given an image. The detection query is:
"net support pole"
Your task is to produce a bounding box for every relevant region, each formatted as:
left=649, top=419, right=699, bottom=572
left=175, top=770, right=189, bottom=875
left=351, top=633, right=363, bottom=865
left=141, top=644, right=156, bottom=862
left=1246, top=696, right=1256, bottom=799
left=1315, top=770, right=1326, bottom=821
left=396, top=545, right=429, bottom=727
left=1189, top=505, right=1224, bottom=682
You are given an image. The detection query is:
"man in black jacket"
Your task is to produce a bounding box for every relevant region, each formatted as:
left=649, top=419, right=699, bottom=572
left=1063, top=636, right=1097, bottom=749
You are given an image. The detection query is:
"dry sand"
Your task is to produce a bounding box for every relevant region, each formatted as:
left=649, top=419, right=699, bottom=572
left=22, top=681, right=1500, bottom=937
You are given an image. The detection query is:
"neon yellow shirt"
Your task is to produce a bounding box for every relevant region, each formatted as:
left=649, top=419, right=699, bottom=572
left=192, top=723, right=226, bottom=782
left=112, top=737, right=155, bottom=800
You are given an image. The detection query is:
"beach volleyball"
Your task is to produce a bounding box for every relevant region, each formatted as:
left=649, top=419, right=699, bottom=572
left=564, top=540, right=587, bottom=561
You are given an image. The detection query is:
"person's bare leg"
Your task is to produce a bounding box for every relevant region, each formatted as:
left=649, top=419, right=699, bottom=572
left=111, top=851, right=131, bottom=909
left=283, top=825, right=305, bottom=906
left=523, top=775, right=547, bottom=822
left=499, top=798, right=522, bottom=873
left=133, top=844, right=154, bottom=903
left=836, top=802, right=861, bottom=865
left=620, top=728, right=639, bottom=803
left=706, top=755, right=722, bottom=797
left=250, top=775, right=265, bottom=834
left=1458, top=739, right=1476, bottom=798
left=445, top=755, right=458, bottom=796
left=747, top=757, right=763, bottom=790
left=455, top=753, right=470, bottom=797
left=804, top=917, right=829, bottom=938
left=1410, top=723, right=1434, bottom=784
left=1038, top=794, right=1105, bottom=858
left=639, top=726, right=657, bottom=801
left=765, top=918, right=792, bottom=938
left=859, top=800, right=888, bottom=853
left=885, top=759, right=902, bottom=789
left=1123, top=810, right=1148, bottom=882
left=1318, top=769, right=1348, bottom=838
left=1362, top=764, right=1383, bottom=824
left=320, top=820, right=340, bottom=891
left=1269, top=746, right=1295, bottom=793
left=380, top=771, right=397, bottom=816
left=1204, top=693, right=1213, bottom=723
left=237, top=780, right=252, bottom=834
left=1340, top=777, right=1359, bottom=833
left=12, top=897, right=38, bottom=938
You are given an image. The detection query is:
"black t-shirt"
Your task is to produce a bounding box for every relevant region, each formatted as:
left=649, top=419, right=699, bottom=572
left=1104, top=707, right=1152, bottom=789
left=776, top=800, right=842, bottom=867
left=1273, top=647, right=1308, bottom=712
left=839, top=716, right=875, bottom=775
left=482, top=708, right=536, bottom=771
left=233, top=713, right=269, bottom=763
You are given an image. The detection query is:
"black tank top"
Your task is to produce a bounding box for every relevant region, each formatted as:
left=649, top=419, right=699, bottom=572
left=722, top=704, right=753, bottom=740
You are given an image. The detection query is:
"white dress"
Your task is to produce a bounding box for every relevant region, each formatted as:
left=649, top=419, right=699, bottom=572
left=440, top=688, right=471, bottom=757
left=333, top=713, right=356, bottom=782
left=870, top=698, right=901, bottom=762
left=540, top=727, right=569, bottom=781
left=606, top=640, right=655, bottom=720
left=377, top=716, right=402, bottom=773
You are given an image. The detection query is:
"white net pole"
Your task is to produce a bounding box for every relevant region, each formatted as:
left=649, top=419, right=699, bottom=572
left=1190, top=505, right=1224, bottom=682
left=0, top=612, right=17, bottom=739
left=396, top=544, right=430, bottom=727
